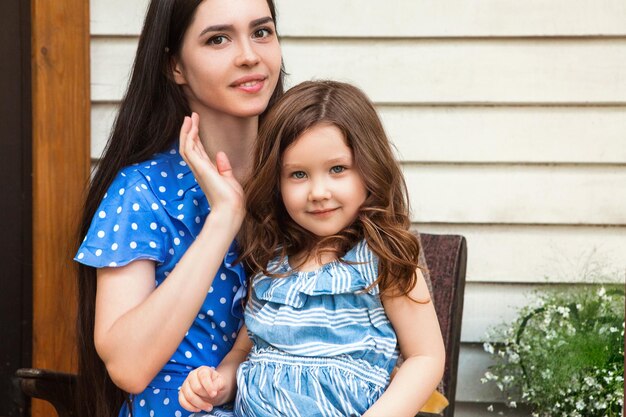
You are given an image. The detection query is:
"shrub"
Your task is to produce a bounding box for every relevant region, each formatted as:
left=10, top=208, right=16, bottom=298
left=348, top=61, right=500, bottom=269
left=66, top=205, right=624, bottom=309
left=482, top=285, right=624, bottom=417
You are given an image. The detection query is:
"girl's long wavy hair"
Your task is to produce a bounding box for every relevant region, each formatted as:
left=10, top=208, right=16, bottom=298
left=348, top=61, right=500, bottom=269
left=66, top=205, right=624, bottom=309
left=239, top=80, right=421, bottom=298
left=75, top=1, right=284, bottom=416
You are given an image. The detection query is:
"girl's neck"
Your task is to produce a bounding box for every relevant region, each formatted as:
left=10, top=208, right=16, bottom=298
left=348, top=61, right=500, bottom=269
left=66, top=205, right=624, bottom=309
left=196, top=110, right=259, bottom=183
left=290, top=245, right=340, bottom=273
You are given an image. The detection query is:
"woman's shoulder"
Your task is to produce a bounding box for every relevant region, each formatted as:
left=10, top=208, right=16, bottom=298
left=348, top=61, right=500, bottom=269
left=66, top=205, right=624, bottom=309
left=112, top=145, right=186, bottom=188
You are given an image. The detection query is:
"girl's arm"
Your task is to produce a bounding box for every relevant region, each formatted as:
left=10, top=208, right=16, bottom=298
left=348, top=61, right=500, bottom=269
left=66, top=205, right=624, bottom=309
left=93, top=114, right=245, bottom=394
left=363, top=269, right=446, bottom=417
left=179, top=326, right=253, bottom=412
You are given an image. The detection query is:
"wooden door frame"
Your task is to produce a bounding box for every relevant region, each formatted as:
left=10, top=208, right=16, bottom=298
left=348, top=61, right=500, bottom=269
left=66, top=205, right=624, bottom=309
left=30, top=0, right=90, bottom=415
left=0, top=0, right=32, bottom=415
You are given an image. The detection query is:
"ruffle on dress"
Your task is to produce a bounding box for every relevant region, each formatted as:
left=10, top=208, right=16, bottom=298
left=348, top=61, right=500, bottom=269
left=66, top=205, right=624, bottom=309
left=252, top=240, right=380, bottom=309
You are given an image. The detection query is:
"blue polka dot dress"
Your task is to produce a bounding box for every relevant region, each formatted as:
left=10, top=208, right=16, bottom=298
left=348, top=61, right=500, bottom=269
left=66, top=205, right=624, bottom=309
left=75, top=143, right=246, bottom=417
left=233, top=240, right=399, bottom=417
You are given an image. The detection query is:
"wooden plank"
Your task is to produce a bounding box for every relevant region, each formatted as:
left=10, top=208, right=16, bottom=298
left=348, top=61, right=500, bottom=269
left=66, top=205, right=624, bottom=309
left=456, top=344, right=535, bottom=413
left=460, top=283, right=538, bottom=343
left=459, top=282, right=623, bottom=343
left=380, top=106, right=626, bottom=164
left=281, top=40, right=626, bottom=104
left=456, top=401, right=532, bottom=417
left=91, top=38, right=626, bottom=104
left=90, top=0, right=626, bottom=37
left=418, top=224, right=626, bottom=283
left=405, top=165, right=626, bottom=225
left=93, top=104, right=626, bottom=164
left=32, top=0, right=90, bottom=414
left=457, top=343, right=509, bottom=402
left=91, top=103, right=117, bottom=158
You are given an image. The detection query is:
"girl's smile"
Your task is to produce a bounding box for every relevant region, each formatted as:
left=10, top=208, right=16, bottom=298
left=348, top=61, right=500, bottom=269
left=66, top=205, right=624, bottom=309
left=280, top=123, right=368, bottom=238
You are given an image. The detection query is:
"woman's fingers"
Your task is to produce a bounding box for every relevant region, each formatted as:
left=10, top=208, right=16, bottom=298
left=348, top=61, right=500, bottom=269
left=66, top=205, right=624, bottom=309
left=215, top=151, right=233, bottom=178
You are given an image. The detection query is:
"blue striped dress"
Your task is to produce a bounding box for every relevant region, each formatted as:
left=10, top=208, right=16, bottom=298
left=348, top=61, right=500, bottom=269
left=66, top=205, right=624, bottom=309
left=234, top=240, right=399, bottom=417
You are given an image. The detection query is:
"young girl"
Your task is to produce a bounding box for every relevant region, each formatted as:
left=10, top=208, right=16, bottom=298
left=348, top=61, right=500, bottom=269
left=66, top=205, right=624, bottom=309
left=178, top=80, right=445, bottom=416
left=74, top=0, right=284, bottom=416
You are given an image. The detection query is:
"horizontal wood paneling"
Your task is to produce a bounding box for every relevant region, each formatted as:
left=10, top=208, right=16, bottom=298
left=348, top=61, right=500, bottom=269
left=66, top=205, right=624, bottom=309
left=457, top=343, right=507, bottom=402
left=457, top=282, right=617, bottom=343
left=460, top=283, right=538, bottom=343
left=456, top=401, right=531, bottom=417
left=418, top=224, right=626, bottom=283
left=91, top=38, right=626, bottom=104
left=91, top=103, right=117, bottom=158
left=405, top=165, right=626, bottom=225
left=90, top=0, right=626, bottom=37
left=380, top=106, right=626, bottom=164
left=93, top=104, right=626, bottom=164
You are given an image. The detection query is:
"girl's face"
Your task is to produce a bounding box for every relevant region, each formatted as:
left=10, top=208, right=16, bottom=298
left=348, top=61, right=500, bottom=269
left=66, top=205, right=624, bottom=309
left=172, top=0, right=281, bottom=120
left=280, top=123, right=368, bottom=238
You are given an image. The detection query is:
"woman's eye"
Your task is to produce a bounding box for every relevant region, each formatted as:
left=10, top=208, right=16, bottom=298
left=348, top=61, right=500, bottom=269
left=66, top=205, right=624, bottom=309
left=330, top=166, right=346, bottom=174
left=208, top=35, right=228, bottom=45
left=253, top=28, right=273, bottom=38
left=291, top=171, right=306, bottom=179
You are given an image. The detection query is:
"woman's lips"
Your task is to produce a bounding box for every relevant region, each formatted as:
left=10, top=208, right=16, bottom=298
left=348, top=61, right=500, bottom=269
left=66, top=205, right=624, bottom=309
left=231, top=75, right=266, bottom=93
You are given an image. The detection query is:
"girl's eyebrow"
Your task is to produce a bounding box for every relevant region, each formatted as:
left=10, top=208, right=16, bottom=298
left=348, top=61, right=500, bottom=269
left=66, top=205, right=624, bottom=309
left=198, top=16, right=274, bottom=38
left=282, top=156, right=351, bottom=170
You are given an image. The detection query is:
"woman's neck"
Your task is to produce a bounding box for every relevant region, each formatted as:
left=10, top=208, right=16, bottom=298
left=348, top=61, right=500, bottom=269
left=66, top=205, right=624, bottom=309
left=196, top=110, right=258, bottom=183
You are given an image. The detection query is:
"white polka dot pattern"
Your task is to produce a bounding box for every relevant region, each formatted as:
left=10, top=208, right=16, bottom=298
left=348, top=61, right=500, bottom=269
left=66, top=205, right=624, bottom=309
left=75, top=145, right=246, bottom=417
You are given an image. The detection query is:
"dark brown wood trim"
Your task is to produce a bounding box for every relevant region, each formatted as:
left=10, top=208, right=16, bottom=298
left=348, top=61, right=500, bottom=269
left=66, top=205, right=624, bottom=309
left=0, top=0, right=32, bottom=415
left=31, top=0, right=90, bottom=415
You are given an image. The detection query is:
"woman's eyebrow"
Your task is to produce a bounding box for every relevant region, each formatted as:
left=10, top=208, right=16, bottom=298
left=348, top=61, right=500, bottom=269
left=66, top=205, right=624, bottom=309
left=198, top=17, right=274, bottom=38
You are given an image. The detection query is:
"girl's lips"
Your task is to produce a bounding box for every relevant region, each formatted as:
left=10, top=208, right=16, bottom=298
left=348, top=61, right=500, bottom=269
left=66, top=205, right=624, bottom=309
left=308, top=208, right=338, bottom=218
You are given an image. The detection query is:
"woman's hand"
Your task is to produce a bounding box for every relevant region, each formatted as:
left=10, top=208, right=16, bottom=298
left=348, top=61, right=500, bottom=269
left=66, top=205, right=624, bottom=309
left=179, top=113, right=245, bottom=228
left=178, top=366, right=228, bottom=413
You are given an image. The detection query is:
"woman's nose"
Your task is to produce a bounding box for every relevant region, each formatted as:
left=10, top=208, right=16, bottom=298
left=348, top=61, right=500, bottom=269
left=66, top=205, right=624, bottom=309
left=235, top=39, right=261, bottom=67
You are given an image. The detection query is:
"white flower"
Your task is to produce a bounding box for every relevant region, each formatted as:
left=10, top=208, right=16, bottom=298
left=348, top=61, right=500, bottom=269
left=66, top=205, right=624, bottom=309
left=484, top=371, right=497, bottom=381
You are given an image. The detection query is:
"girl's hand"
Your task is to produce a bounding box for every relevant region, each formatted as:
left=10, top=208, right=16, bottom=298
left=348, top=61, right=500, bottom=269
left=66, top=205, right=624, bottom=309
left=179, top=113, right=245, bottom=228
left=178, top=366, right=228, bottom=412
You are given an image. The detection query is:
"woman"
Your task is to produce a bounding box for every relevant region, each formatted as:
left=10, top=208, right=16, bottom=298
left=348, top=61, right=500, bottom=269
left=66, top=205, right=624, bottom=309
left=75, top=0, right=284, bottom=416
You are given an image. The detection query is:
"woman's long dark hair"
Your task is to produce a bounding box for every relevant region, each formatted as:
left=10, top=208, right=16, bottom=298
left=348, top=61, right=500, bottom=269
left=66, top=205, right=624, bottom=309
left=76, top=1, right=284, bottom=416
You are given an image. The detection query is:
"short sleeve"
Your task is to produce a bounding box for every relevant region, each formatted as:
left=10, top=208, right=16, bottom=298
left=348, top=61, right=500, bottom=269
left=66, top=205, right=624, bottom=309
left=75, top=170, right=170, bottom=268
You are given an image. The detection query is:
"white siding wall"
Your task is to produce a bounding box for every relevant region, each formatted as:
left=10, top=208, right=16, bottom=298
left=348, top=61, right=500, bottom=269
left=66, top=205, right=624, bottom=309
left=90, top=1, right=626, bottom=415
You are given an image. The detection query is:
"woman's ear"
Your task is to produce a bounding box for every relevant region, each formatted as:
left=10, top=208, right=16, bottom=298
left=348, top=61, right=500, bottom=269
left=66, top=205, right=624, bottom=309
left=170, top=56, right=187, bottom=85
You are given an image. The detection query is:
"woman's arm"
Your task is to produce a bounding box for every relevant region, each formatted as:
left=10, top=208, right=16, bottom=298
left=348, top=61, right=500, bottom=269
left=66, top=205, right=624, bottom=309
left=93, top=114, right=245, bottom=393
left=363, top=269, right=446, bottom=417
left=95, top=212, right=239, bottom=393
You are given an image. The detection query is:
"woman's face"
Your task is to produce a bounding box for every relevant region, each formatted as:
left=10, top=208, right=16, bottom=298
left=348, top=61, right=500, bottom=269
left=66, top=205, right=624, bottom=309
left=172, top=0, right=281, bottom=120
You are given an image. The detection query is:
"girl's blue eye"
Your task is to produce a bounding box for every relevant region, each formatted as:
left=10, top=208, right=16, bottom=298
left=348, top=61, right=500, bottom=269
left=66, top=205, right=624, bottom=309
left=330, top=166, right=345, bottom=174
left=291, top=171, right=306, bottom=179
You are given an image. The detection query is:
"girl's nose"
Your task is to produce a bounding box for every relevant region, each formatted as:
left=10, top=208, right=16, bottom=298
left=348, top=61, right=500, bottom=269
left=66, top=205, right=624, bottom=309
left=235, top=39, right=261, bottom=67
left=308, top=179, right=331, bottom=201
